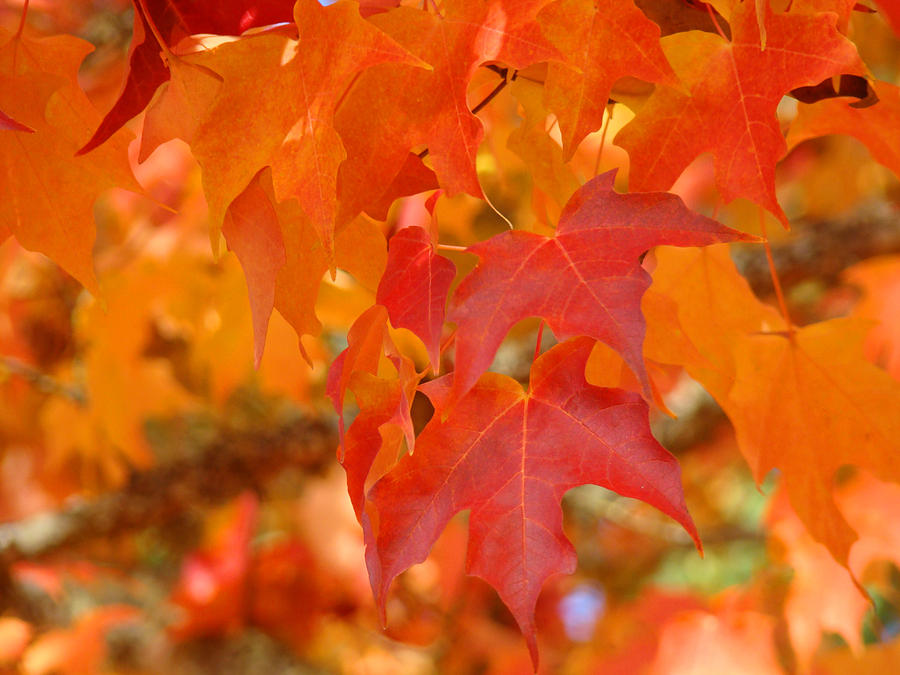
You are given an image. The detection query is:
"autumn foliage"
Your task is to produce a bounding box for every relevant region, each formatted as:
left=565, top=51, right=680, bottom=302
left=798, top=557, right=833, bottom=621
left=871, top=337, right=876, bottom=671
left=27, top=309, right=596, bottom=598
left=2, top=0, right=900, bottom=672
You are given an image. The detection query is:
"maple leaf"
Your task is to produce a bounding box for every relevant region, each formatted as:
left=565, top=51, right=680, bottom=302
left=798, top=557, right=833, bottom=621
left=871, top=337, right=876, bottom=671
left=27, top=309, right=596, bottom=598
left=642, top=245, right=786, bottom=405
left=361, top=153, right=439, bottom=222
left=343, top=370, right=418, bottom=519
left=614, top=1, right=863, bottom=225
left=787, top=80, right=900, bottom=182
left=728, top=319, right=900, bottom=567
left=647, top=247, right=900, bottom=567
left=334, top=0, right=560, bottom=217
left=376, top=226, right=456, bottom=371
left=538, top=0, right=677, bottom=159
left=327, top=306, right=393, bottom=439
left=364, top=337, right=699, bottom=666
left=138, top=53, right=223, bottom=163
left=270, top=203, right=386, bottom=359
left=448, top=170, right=752, bottom=406
left=147, top=0, right=423, bottom=258
left=216, top=161, right=387, bottom=362
left=79, top=0, right=296, bottom=155
left=0, top=29, right=141, bottom=294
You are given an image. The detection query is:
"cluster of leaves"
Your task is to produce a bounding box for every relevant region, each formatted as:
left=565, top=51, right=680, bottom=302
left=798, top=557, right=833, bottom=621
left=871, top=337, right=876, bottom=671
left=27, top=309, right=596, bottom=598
left=3, top=0, right=900, bottom=672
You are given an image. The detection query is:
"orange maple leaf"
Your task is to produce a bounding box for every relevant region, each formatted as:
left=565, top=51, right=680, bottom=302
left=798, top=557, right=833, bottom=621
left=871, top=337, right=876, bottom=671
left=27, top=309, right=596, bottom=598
left=615, top=2, right=862, bottom=225
left=0, top=29, right=141, bottom=294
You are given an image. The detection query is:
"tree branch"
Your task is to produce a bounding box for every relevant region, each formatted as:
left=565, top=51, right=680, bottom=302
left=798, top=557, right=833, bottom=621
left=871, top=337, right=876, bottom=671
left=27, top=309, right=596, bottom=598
left=0, top=415, right=337, bottom=570
left=734, top=200, right=900, bottom=297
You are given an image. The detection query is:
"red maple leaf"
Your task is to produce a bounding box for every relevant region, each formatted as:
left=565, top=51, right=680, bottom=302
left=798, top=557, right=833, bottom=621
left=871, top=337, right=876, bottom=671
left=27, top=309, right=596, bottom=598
left=448, top=170, right=753, bottom=406
left=364, top=337, right=700, bottom=666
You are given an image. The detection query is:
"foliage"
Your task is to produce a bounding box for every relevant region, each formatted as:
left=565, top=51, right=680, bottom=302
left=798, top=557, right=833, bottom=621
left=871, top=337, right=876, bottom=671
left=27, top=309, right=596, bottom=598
left=2, top=0, right=900, bottom=672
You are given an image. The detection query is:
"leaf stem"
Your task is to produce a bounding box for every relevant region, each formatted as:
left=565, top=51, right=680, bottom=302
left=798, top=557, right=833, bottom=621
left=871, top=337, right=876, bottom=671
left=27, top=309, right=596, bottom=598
left=14, top=0, right=29, bottom=39
left=12, top=0, right=30, bottom=68
left=439, top=325, right=458, bottom=360
left=471, top=68, right=512, bottom=115
left=436, top=243, right=467, bottom=252
left=533, top=321, right=545, bottom=362
left=705, top=2, right=728, bottom=40
left=758, top=208, right=795, bottom=340
left=134, top=0, right=174, bottom=67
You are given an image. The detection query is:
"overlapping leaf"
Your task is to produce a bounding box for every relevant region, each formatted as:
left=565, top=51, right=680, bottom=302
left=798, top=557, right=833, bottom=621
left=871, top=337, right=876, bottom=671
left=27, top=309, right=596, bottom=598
left=647, top=246, right=900, bottom=567
left=615, top=2, right=863, bottom=224
left=376, top=226, right=456, bottom=371
left=787, top=80, right=900, bottom=181
left=538, top=0, right=676, bottom=159
left=328, top=306, right=421, bottom=519
left=364, top=337, right=699, bottom=666
left=449, top=170, right=752, bottom=406
left=507, top=77, right=580, bottom=222
left=328, top=306, right=396, bottom=441
left=0, top=29, right=141, bottom=294
left=222, top=171, right=286, bottom=366
left=143, top=0, right=423, bottom=255
left=334, top=0, right=559, bottom=219
left=220, top=167, right=386, bottom=363
left=79, top=0, right=296, bottom=154
left=729, top=319, right=900, bottom=566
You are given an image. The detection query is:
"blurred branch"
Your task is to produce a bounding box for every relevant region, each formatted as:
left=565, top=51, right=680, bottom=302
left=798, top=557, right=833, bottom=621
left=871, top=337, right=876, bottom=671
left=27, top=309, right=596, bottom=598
left=0, top=415, right=336, bottom=571
left=567, top=483, right=762, bottom=548
left=734, top=199, right=900, bottom=296
left=1, top=355, right=85, bottom=403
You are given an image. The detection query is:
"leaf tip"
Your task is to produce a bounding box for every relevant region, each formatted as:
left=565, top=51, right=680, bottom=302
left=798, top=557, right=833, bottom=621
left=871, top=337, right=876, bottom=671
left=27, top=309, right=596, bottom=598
left=526, top=637, right=540, bottom=672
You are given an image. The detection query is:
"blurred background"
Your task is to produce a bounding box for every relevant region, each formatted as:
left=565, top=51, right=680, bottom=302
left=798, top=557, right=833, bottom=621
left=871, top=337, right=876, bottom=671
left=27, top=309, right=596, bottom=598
left=2, top=0, right=900, bottom=673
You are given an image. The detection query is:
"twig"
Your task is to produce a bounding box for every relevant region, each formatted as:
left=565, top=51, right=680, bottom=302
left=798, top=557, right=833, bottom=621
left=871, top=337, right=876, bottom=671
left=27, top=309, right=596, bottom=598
left=1, top=356, right=85, bottom=403
left=416, top=65, right=516, bottom=161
